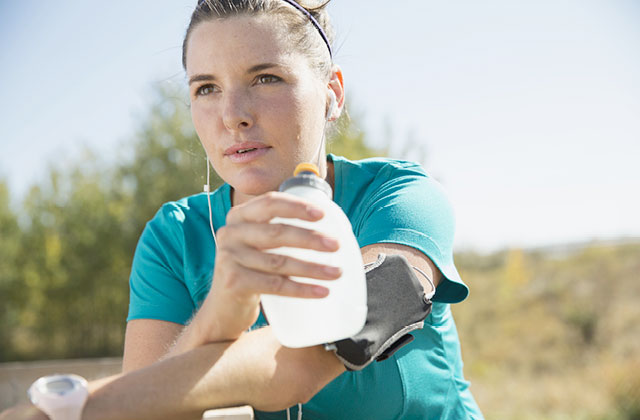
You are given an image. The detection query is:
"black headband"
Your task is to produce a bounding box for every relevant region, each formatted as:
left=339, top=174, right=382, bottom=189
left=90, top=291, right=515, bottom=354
left=196, top=0, right=333, bottom=58
left=280, top=0, right=332, bottom=59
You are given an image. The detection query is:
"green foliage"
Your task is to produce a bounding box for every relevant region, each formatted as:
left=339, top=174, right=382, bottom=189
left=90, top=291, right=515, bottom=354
left=327, top=105, right=386, bottom=159
left=0, top=85, right=381, bottom=362
left=0, top=180, right=23, bottom=360
left=3, top=82, right=638, bottom=418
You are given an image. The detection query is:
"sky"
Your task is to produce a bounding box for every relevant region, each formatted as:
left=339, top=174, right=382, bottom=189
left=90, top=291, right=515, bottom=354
left=1, top=0, right=639, bottom=252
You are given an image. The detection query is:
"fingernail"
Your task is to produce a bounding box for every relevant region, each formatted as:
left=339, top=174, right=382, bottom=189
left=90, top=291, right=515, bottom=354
left=313, top=286, right=329, bottom=297
left=322, top=237, right=339, bottom=249
left=324, top=265, right=342, bottom=276
left=307, top=206, right=324, bottom=219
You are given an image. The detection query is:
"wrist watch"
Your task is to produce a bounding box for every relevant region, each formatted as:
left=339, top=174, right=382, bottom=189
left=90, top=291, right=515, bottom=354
left=28, top=374, right=89, bottom=420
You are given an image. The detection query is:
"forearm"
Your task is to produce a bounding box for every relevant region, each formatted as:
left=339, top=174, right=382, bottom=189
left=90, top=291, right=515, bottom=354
left=163, top=294, right=259, bottom=361
left=86, top=327, right=344, bottom=420
left=162, top=315, right=213, bottom=360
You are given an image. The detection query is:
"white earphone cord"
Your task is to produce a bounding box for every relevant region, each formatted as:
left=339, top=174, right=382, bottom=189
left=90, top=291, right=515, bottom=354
left=206, top=159, right=218, bottom=248
left=286, top=403, right=303, bottom=420
left=314, top=92, right=336, bottom=169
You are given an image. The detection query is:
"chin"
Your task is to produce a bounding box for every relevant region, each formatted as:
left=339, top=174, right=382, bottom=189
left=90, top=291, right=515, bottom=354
left=233, top=175, right=282, bottom=196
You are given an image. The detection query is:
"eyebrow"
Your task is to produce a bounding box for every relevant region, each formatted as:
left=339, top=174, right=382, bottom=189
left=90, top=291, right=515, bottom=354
left=188, top=74, right=215, bottom=86
left=188, top=63, right=282, bottom=86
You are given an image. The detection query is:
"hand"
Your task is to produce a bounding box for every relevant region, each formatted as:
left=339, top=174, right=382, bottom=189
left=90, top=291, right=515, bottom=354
left=0, top=404, right=48, bottom=420
left=199, top=191, right=342, bottom=342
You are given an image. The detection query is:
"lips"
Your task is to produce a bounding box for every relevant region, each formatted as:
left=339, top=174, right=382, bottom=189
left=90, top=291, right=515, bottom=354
left=224, top=142, right=272, bottom=164
left=224, top=142, right=271, bottom=156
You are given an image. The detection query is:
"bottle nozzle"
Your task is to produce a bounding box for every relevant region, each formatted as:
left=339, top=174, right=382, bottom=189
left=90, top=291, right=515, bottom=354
left=294, top=163, right=320, bottom=177
left=280, top=162, right=332, bottom=198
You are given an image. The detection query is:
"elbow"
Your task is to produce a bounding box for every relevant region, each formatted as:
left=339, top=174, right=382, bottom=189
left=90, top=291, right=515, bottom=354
left=290, top=376, right=324, bottom=406
left=253, top=347, right=345, bottom=411
left=252, top=367, right=326, bottom=411
left=257, top=383, right=322, bottom=412
left=281, top=348, right=345, bottom=406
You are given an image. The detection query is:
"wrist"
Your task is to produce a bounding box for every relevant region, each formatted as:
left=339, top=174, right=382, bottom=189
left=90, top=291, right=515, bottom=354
left=191, top=299, right=231, bottom=343
left=196, top=295, right=251, bottom=343
left=169, top=304, right=231, bottom=358
left=28, top=374, right=89, bottom=420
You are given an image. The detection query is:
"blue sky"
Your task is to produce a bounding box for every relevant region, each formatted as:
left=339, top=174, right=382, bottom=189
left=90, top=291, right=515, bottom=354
left=1, top=0, right=639, bottom=251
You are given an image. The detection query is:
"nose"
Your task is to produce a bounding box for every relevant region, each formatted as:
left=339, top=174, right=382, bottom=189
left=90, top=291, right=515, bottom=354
left=222, top=89, right=254, bottom=131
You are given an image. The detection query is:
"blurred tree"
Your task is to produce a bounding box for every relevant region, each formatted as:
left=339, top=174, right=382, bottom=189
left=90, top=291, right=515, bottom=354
left=16, top=157, right=131, bottom=358
left=327, top=104, right=386, bottom=159
left=113, top=85, right=211, bottom=239
left=0, top=180, right=23, bottom=360
left=2, top=85, right=383, bottom=361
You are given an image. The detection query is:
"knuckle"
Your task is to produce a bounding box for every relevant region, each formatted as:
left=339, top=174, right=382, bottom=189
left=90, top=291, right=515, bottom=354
left=224, top=271, right=241, bottom=290
left=259, top=191, right=276, bottom=205
left=216, top=225, right=231, bottom=242
left=262, top=193, right=280, bottom=212
left=216, top=247, right=233, bottom=262
left=263, top=191, right=280, bottom=201
left=266, top=275, right=285, bottom=294
left=226, top=206, right=242, bottom=222
left=267, top=223, right=284, bottom=238
left=266, top=253, right=287, bottom=270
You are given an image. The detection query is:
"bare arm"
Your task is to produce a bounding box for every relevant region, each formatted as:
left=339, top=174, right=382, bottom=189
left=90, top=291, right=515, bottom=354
left=123, top=192, right=342, bottom=372
left=103, top=244, right=439, bottom=419
left=122, top=319, right=183, bottom=372
left=112, top=189, right=444, bottom=418
left=87, top=326, right=344, bottom=420
left=2, top=242, right=440, bottom=420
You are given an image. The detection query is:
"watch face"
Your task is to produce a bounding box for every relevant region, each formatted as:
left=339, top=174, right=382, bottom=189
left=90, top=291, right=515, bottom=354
left=42, top=378, right=75, bottom=394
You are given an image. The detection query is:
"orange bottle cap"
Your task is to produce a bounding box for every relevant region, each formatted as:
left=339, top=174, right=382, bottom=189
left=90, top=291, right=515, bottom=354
left=294, top=162, right=320, bottom=176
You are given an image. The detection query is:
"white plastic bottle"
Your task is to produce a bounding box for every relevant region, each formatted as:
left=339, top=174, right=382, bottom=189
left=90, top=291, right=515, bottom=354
left=261, top=163, right=367, bottom=348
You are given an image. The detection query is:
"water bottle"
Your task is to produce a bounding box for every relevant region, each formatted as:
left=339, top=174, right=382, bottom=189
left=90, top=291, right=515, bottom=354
left=261, top=163, right=367, bottom=348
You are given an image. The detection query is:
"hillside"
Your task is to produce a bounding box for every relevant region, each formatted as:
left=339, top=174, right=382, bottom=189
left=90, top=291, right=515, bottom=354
left=453, top=241, right=640, bottom=419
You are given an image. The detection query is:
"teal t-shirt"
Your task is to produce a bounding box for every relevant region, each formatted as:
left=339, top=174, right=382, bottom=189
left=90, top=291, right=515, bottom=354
left=128, top=154, right=483, bottom=419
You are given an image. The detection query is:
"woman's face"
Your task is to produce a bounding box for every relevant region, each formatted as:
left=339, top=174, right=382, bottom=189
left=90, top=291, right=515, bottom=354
left=186, top=14, right=332, bottom=205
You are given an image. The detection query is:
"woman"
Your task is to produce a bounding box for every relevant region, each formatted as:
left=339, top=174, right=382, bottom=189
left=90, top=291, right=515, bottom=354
left=2, top=1, right=482, bottom=419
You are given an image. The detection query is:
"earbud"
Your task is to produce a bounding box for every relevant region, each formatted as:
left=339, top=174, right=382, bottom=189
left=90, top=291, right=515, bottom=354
left=204, top=156, right=211, bottom=192
left=326, top=91, right=337, bottom=121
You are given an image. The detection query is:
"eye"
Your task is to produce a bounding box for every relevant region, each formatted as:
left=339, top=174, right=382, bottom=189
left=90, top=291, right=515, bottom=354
left=256, top=74, right=282, bottom=85
left=195, top=84, right=218, bottom=97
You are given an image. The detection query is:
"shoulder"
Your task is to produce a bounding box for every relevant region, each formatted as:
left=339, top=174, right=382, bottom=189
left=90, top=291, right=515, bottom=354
left=332, top=155, right=467, bottom=303
left=331, top=154, right=443, bottom=212
left=147, top=184, right=229, bottom=233
left=331, top=154, right=450, bottom=218
left=137, top=186, right=227, bottom=263
left=331, top=154, right=428, bottom=183
left=152, top=193, right=209, bottom=224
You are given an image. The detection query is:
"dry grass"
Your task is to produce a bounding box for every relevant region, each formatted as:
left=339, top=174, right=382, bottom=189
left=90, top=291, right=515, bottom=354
left=453, top=242, right=640, bottom=419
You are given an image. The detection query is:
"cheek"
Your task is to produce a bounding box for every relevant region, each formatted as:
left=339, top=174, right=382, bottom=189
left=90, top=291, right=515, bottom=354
left=191, top=104, right=217, bottom=143
left=277, top=91, right=322, bottom=134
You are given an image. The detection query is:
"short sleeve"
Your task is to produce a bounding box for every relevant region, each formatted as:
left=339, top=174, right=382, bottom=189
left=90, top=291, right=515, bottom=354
left=127, top=203, right=195, bottom=324
left=355, top=165, right=469, bottom=303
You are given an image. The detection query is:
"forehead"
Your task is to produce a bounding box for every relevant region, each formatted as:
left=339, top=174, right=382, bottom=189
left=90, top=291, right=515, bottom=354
left=186, top=14, right=307, bottom=75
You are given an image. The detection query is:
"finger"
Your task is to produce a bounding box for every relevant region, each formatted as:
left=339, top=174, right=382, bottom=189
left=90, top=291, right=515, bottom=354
left=220, top=222, right=340, bottom=251
left=231, top=246, right=342, bottom=280
left=226, top=264, right=330, bottom=299
left=226, top=191, right=325, bottom=224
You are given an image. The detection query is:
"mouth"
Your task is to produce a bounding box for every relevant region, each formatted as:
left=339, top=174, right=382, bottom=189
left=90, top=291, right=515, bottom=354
left=235, top=148, right=258, bottom=154
left=225, top=142, right=272, bottom=164
left=224, top=142, right=270, bottom=156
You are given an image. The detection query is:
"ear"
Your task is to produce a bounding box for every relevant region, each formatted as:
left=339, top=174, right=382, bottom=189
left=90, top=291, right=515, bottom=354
left=327, top=65, right=345, bottom=122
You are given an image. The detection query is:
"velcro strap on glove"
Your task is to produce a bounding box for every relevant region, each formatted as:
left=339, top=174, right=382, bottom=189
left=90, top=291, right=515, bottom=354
left=326, top=253, right=434, bottom=371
